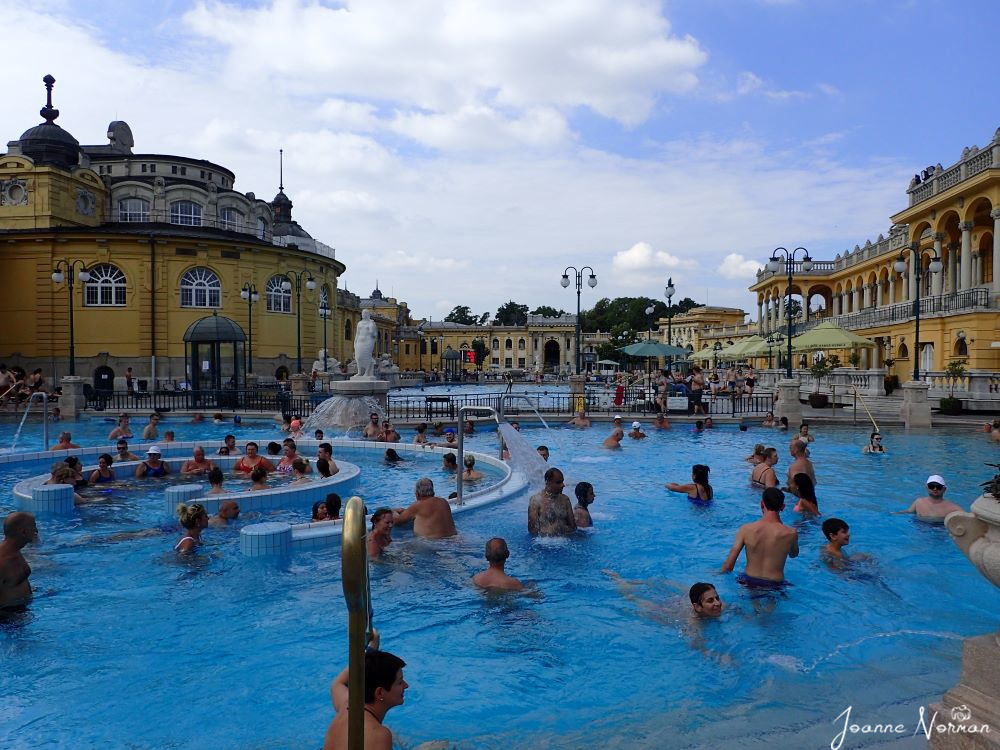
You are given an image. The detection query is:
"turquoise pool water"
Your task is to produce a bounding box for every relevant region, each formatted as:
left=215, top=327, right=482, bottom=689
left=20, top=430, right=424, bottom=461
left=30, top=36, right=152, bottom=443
left=1, top=419, right=998, bottom=749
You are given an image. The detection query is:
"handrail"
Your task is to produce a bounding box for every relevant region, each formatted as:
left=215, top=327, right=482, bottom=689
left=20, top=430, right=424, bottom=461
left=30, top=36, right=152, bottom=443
left=456, top=406, right=499, bottom=507
left=340, top=496, right=369, bottom=750
left=851, top=385, right=879, bottom=432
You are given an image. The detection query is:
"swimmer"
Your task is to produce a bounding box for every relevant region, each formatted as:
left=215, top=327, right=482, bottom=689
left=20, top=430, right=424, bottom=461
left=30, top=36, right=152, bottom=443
left=142, top=413, right=160, bottom=440
left=163, top=430, right=176, bottom=443
left=175, top=503, right=208, bottom=554
left=115, top=440, right=141, bottom=462
left=666, top=464, right=713, bottom=504
left=208, top=500, right=240, bottom=528
left=602, top=416, right=625, bottom=449
left=628, top=421, right=646, bottom=439
left=862, top=432, right=886, bottom=454
left=652, top=412, right=671, bottom=430
left=704, top=417, right=715, bottom=429
left=777, top=416, right=789, bottom=431
left=442, top=453, right=458, bottom=473
left=290, top=458, right=311, bottom=485
left=378, top=420, right=400, bottom=443
left=180, top=446, right=215, bottom=476
left=536, top=445, right=549, bottom=461
left=89, top=453, right=116, bottom=484
left=527, top=467, right=576, bottom=537
left=693, top=420, right=704, bottom=432
left=314, top=429, right=324, bottom=440
left=247, top=465, right=269, bottom=491
left=820, top=518, right=851, bottom=565
left=798, top=422, right=815, bottom=443
left=789, top=473, right=820, bottom=516
left=762, top=412, right=775, bottom=428
left=108, top=414, right=133, bottom=441
left=722, top=487, right=799, bottom=589
left=205, top=467, right=226, bottom=494
left=367, top=508, right=394, bottom=557
left=384, top=449, right=404, bottom=463
left=413, top=423, right=428, bottom=444
left=462, top=454, right=484, bottom=481
left=893, top=474, right=963, bottom=521
left=574, top=481, right=595, bottom=528
left=316, top=443, right=339, bottom=476
left=136, top=446, right=170, bottom=478
left=472, top=538, right=524, bottom=591
left=323, top=631, right=407, bottom=750
left=745, top=444, right=766, bottom=465
left=0, top=511, right=38, bottom=609
left=567, top=410, right=592, bottom=428
left=50, top=431, right=80, bottom=451
left=786, top=439, right=816, bottom=492
left=393, top=478, right=457, bottom=538
left=750, top=447, right=779, bottom=488
left=689, top=582, right=725, bottom=618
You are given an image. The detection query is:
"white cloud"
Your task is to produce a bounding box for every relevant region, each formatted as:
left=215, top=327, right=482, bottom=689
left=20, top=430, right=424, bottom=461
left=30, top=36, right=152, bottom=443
left=717, top=253, right=763, bottom=281
left=612, top=242, right=693, bottom=272
left=735, top=71, right=808, bottom=101
left=388, top=105, right=570, bottom=151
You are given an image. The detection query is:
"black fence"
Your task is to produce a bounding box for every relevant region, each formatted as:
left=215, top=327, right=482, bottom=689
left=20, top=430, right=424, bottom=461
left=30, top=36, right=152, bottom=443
left=84, top=388, right=323, bottom=417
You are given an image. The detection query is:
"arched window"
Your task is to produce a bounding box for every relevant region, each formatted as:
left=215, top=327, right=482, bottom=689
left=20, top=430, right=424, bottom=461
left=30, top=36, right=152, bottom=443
left=219, top=206, right=244, bottom=231
left=318, top=286, right=331, bottom=317
left=257, top=217, right=268, bottom=240
left=491, top=338, right=499, bottom=349
left=345, top=320, right=352, bottom=340
left=180, top=267, right=221, bottom=308
left=117, top=197, right=149, bottom=222
left=84, top=263, right=127, bottom=306
left=505, top=338, right=513, bottom=349
left=266, top=274, right=292, bottom=313
left=955, top=339, right=969, bottom=356
left=517, top=338, right=525, bottom=350
left=170, top=200, right=202, bottom=226
left=898, top=343, right=909, bottom=359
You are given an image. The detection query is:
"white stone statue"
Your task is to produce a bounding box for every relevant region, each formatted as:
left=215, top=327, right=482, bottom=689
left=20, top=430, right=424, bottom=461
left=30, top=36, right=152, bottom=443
left=353, top=309, right=377, bottom=379
left=311, top=349, right=340, bottom=374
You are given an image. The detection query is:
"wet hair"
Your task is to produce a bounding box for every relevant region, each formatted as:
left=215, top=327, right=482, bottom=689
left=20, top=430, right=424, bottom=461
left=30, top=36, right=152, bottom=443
left=223, top=434, right=235, bottom=443
left=291, top=458, right=309, bottom=475
left=415, top=477, right=434, bottom=497
left=695, top=420, right=704, bottom=430
left=870, top=431, right=881, bottom=441
left=58, top=431, right=71, bottom=442
left=536, top=444, right=549, bottom=453
left=208, top=467, right=224, bottom=486
left=266, top=442, right=281, bottom=455
left=443, top=453, right=457, bottom=467
left=800, top=421, right=809, bottom=430
left=762, top=486, right=785, bottom=512
left=779, top=416, right=789, bottom=427
left=753, top=444, right=765, bottom=457
left=318, top=442, right=333, bottom=456
left=692, top=464, right=713, bottom=500
left=177, top=502, right=207, bottom=529
left=325, top=493, right=342, bottom=519
left=385, top=449, right=403, bottom=462
left=370, top=507, right=393, bottom=528
left=463, top=454, right=476, bottom=468
left=251, top=466, right=267, bottom=483
left=98, top=453, right=113, bottom=466
left=543, top=467, right=563, bottom=483
left=64, top=456, right=81, bottom=470
left=364, top=650, right=406, bottom=704
left=792, top=473, right=817, bottom=510
left=689, top=582, right=716, bottom=605
left=51, top=465, right=77, bottom=484
left=416, top=423, right=427, bottom=434
left=447, top=491, right=458, bottom=499
left=575, top=481, right=594, bottom=505
left=739, top=424, right=748, bottom=431
left=822, top=517, right=849, bottom=540
left=485, top=537, right=510, bottom=564
left=312, top=500, right=329, bottom=521
left=316, top=457, right=332, bottom=477
left=116, top=440, right=129, bottom=449
left=218, top=446, right=230, bottom=456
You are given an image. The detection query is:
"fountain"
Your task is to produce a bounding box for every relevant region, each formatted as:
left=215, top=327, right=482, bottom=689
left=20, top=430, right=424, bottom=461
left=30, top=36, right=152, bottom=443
left=304, top=309, right=390, bottom=431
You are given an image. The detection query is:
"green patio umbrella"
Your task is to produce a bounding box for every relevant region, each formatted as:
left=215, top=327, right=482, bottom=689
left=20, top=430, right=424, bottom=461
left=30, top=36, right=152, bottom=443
left=688, top=345, right=715, bottom=361
left=619, top=341, right=690, bottom=357
left=715, top=335, right=764, bottom=360
left=790, top=321, right=876, bottom=352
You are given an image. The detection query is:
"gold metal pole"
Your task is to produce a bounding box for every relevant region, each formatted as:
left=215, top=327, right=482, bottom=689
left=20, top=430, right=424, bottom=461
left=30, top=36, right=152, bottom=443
left=341, top=496, right=368, bottom=750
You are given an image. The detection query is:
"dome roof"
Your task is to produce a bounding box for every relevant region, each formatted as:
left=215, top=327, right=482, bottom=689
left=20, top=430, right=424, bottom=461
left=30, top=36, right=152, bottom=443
left=183, top=313, right=246, bottom=342
left=442, top=347, right=462, bottom=360
left=18, top=75, right=80, bottom=169
left=272, top=189, right=292, bottom=206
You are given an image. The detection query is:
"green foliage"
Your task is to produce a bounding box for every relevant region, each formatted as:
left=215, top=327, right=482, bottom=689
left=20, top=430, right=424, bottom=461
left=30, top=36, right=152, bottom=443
left=471, top=338, right=489, bottom=368
left=581, top=296, right=702, bottom=334
left=809, top=355, right=834, bottom=392
left=477, top=312, right=491, bottom=325
left=944, top=359, right=968, bottom=397
left=848, top=351, right=860, bottom=367
left=444, top=305, right=478, bottom=325
left=596, top=324, right=639, bottom=362
left=980, top=462, right=1000, bottom=499
left=530, top=305, right=567, bottom=318
left=495, top=300, right=529, bottom=326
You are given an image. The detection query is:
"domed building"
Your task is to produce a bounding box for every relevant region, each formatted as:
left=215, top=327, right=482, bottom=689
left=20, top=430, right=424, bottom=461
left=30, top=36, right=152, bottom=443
left=0, top=75, right=350, bottom=396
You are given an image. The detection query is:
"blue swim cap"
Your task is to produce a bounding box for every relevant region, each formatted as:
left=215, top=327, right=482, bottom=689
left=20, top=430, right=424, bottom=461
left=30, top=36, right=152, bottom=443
left=234, top=415, right=242, bottom=424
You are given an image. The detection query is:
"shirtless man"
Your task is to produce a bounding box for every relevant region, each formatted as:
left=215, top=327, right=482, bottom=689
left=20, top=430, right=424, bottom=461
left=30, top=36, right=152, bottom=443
left=652, top=412, right=671, bottom=430
left=115, top=440, right=141, bottom=462
left=603, top=416, right=625, bottom=449
left=208, top=500, right=240, bottom=528
left=317, top=443, right=340, bottom=476
left=722, top=487, right=799, bottom=588
left=367, top=508, right=394, bottom=557
left=362, top=412, right=381, bottom=440
left=378, top=421, right=401, bottom=443
left=393, top=478, right=457, bottom=538
left=142, top=413, right=160, bottom=440
left=628, top=421, right=647, bottom=440
left=180, top=446, right=215, bottom=476
left=786, top=439, right=816, bottom=493
left=442, top=453, right=457, bottom=473
left=0, top=511, right=38, bottom=609
left=527, top=467, right=577, bottom=537
left=472, top=538, right=523, bottom=591
left=50, top=431, right=80, bottom=451
left=566, top=409, right=592, bottom=428
left=894, top=475, right=963, bottom=521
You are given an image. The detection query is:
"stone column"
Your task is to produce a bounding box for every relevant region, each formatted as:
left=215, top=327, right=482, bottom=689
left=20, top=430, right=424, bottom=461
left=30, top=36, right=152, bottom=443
left=853, top=286, right=862, bottom=311
left=832, top=293, right=840, bottom=316
left=59, top=375, right=86, bottom=419
left=948, top=241, right=960, bottom=293
left=899, top=380, right=932, bottom=428
left=929, top=632, right=1000, bottom=750
left=777, top=294, right=785, bottom=331
left=872, top=281, right=881, bottom=308
left=960, top=220, right=974, bottom=290
left=992, top=208, right=1000, bottom=294
left=889, top=274, right=896, bottom=305
left=773, top=379, right=802, bottom=425
left=757, top=300, right=764, bottom=334
left=972, top=252, right=981, bottom=286
left=862, top=284, right=871, bottom=309
left=908, top=254, right=918, bottom=301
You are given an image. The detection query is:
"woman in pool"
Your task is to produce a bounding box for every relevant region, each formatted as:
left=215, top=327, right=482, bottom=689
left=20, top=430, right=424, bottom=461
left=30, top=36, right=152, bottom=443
left=290, top=458, right=311, bottom=485
left=206, top=467, right=226, bottom=495
left=750, top=448, right=779, bottom=488
left=312, top=499, right=330, bottom=521
left=574, top=481, right=595, bottom=527
left=248, top=465, right=269, bottom=491
left=107, top=414, right=133, bottom=441
left=666, top=464, right=713, bottom=504
left=413, top=423, right=428, bottom=444
left=275, top=441, right=304, bottom=474
left=175, top=502, right=208, bottom=554
left=862, top=432, right=886, bottom=454
left=462, top=454, right=484, bottom=481
left=790, top=473, right=820, bottom=516
left=233, top=442, right=274, bottom=474
left=89, top=453, right=116, bottom=484
left=135, top=446, right=169, bottom=478
left=777, top=416, right=789, bottom=431
left=64, top=456, right=88, bottom=488
left=745, top=443, right=766, bottom=465
left=761, top=412, right=775, bottom=428
left=463, top=419, right=475, bottom=435
left=384, top=449, right=404, bottom=462
left=316, top=458, right=334, bottom=478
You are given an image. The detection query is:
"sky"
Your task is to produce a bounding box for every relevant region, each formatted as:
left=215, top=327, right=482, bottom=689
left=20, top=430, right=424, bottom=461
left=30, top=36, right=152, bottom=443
left=4, top=0, right=1000, bottom=323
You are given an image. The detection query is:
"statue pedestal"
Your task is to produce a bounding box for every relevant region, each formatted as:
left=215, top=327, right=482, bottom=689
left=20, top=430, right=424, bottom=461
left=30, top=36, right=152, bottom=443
left=900, top=380, right=932, bottom=428
left=334, top=378, right=390, bottom=411
left=930, top=633, right=1000, bottom=749
left=59, top=376, right=86, bottom=418
left=569, top=375, right=587, bottom=413
left=290, top=374, right=310, bottom=396
left=773, top=379, right=802, bottom=425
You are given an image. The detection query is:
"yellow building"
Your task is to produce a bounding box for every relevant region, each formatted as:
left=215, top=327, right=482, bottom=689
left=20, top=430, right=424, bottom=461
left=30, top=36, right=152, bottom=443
left=0, top=76, right=346, bottom=389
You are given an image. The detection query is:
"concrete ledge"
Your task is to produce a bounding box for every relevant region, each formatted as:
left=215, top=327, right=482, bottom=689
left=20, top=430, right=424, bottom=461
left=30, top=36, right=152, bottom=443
left=23, top=484, right=75, bottom=515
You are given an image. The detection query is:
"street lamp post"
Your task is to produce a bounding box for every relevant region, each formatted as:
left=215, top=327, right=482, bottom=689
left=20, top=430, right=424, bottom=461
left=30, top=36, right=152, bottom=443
left=281, top=270, right=316, bottom=374
left=765, top=247, right=813, bottom=378
left=240, top=283, right=260, bottom=375
left=665, top=277, right=676, bottom=371
left=319, top=302, right=332, bottom=375
left=765, top=332, right=784, bottom=371
left=560, top=265, right=597, bottom=374
left=894, top=242, right=942, bottom=382
left=51, top=260, right=91, bottom=376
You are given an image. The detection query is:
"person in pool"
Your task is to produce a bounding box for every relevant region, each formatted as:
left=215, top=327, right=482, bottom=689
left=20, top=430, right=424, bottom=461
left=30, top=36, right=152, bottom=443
left=527, top=468, right=576, bottom=537
left=862, top=431, right=886, bottom=454
left=316, top=443, right=339, bottom=476
left=745, top=443, right=766, bottom=465
left=175, top=503, right=208, bottom=554
left=666, top=464, right=713, bottom=504
left=603, top=416, right=624, bottom=449
left=761, top=412, right=775, bottom=428
left=628, top=421, right=646, bottom=439
left=363, top=412, right=381, bottom=439
left=750, top=447, right=779, bottom=488
left=821, top=518, right=851, bottom=564
left=384, top=449, right=404, bottom=463
left=89, top=453, right=116, bottom=484
left=142, top=413, right=160, bottom=441
left=208, top=500, right=240, bottom=528
left=574, top=481, right=595, bottom=528
left=789, top=473, right=819, bottom=516
left=688, top=582, right=725, bottom=618
left=0, top=511, right=38, bottom=609
left=180, top=446, right=215, bottom=476
left=367, top=508, right=394, bottom=558
left=206, top=467, right=226, bottom=495
left=722, top=487, right=799, bottom=589
left=786, top=439, right=816, bottom=494
left=442, top=453, right=457, bottom=473
left=136, top=446, right=170, bottom=478
left=290, top=458, right=311, bottom=485
left=393, top=478, right=457, bottom=539
left=893, top=475, right=963, bottom=521
left=566, top=409, right=592, bottom=428
left=472, top=538, right=524, bottom=591
left=247, top=466, right=269, bottom=491
left=461, top=454, right=484, bottom=481
left=107, top=414, right=133, bottom=441
left=323, top=631, right=407, bottom=750
left=777, top=416, right=789, bottom=430
left=115, top=440, right=141, bottom=462
left=798, top=422, right=815, bottom=443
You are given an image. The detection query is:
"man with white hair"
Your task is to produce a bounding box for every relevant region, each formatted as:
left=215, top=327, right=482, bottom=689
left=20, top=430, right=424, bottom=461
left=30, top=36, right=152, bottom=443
left=393, top=477, right=457, bottom=538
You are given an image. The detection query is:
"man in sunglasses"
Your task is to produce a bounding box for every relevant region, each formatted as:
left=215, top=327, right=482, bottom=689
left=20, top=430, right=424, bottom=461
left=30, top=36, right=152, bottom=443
left=895, top=475, right=963, bottom=521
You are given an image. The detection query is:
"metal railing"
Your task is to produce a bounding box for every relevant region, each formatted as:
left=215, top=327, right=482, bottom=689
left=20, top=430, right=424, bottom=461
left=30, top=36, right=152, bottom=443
left=85, top=388, right=322, bottom=416
left=826, top=288, right=990, bottom=331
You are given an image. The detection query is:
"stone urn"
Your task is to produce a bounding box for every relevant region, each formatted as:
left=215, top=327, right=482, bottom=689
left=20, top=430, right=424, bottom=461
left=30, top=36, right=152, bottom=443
left=947, top=493, right=1000, bottom=607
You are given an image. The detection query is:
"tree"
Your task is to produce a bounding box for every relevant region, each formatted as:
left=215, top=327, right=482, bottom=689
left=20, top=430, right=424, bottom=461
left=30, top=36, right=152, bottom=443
left=444, top=305, right=477, bottom=325
left=581, top=297, right=693, bottom=334
left=596, top=324, right=639, bottom=362
left=530, top=305, right=566, bottom=318
left=495, top=300, right=529, bottom=326
left=477, top=312, right=491, bottom=325
left=471, top=338, right=489, bottom=370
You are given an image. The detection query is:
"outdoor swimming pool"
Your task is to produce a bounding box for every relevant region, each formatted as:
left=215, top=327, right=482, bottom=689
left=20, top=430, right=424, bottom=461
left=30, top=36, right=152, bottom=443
left=1, top=415, right=998, bottom=749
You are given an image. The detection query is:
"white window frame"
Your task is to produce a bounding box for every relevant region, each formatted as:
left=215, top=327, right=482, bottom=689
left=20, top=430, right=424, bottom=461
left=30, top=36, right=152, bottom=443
left=117, top=197, right=150, bottom=222
left=266, top=274, right=292, bottom=313
left=84, top=264, right=127, bottom=306
left=180, top=267, right=221, bottom=308
left=170, top=200, right=203, bottom=226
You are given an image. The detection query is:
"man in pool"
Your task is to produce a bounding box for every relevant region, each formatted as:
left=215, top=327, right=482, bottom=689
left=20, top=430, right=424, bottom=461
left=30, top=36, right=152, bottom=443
left=894, top=475, right=963, bottom=521
left=786, top=439, right=816, bottom=494
left=628, top=421, right=646, bottom=439
left=208, top=500, right=240, bottom=528
left=0, top=511, right=38, bottom=609
left=115, top=440, right=141, bottom=462
left=142, top=413, right=160, bottom=440
left=536, top=445, right=549, bottom=461
left=528, top=467, right=577, bottom=537
left=442, top=452, right=457, bottom=473
left=603, top=416, right=624, bottom=449
left=472, top=538, right=523, bottom=591
left=50, top=431, right=80, bottom=451
left=722, top=487, right=799, bottom=589
left=180, top=446, right=215, bottom=476
left=393, top=478, right=457, bottom=538
left=363, top=412, right=381, bottom=439
left=316, top=443, right=340, bottom=476
left=219, top=434, right=241, bottom=456
left=689, top=582, right=724, bottom=618
left=566, top=409, right=591, bottom=428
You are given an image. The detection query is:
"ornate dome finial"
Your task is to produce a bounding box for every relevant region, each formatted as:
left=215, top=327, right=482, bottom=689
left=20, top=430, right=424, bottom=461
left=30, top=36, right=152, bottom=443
left=40, top=74, right=59, bottom=124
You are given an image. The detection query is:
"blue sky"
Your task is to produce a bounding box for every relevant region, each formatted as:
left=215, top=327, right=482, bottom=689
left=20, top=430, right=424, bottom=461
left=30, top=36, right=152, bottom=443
left=4, top=0, right=999, bottom=321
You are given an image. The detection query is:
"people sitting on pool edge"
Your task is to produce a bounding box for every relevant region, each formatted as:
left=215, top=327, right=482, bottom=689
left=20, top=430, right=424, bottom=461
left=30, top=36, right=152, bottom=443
left=136, top=446, right=170, bottom=478
left=722, top=487, right=799, bottom=590
left=893, top=474, right=963, bottom=521
left=472, top=537, right=523, bottom=591
left=574, top=481, right=595, bottom=528
left=393, top=478, right=457, bottom=539
left=90, top=453, right=116, bottom=484
left=209, top=500, right=240, bottom=528
left=862, top=431, right=886, bottom=453
left=368, top=507, right=394, bottom=557
left=175, top=502, right=208, bottom=554
left=789, top=473, right=819, bottom=516
left=528, top=467, right=576, bottom=537
left=666, top=464, right=713, bottom=505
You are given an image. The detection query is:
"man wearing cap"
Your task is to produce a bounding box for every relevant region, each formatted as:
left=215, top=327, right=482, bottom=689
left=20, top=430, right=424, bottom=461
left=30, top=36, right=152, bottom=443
left=895, top=475, right=963, bottom=521
left=135, top=446, right=170, bottom=478
left=628, top=421, right=646, bottom=440
left=603, top=416, right=625, bottom=449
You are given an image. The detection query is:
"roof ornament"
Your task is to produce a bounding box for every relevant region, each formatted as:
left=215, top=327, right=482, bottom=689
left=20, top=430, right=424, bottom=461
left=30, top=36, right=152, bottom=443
left=279, top=148, right=284, bottom=192
left=40, top=74, right=59, bottom=124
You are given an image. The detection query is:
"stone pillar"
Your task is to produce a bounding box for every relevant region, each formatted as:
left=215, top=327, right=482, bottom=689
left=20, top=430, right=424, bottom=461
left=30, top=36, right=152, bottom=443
left=289, top=373, right=310, bottom=395
left=900, top=380, right=932, bottom=428
left=992, top=208, right=1000, bottom=294
left=972, top=252, right=981, bottom=286
left=948, top=241, right=960, bottom=293
left=872, top=282, right=880, bottom=309
left=59, top=375, right=86, bottom=419
left=773, top=379, right=802, bottom=425
left=929, top=633, right=1000, bottom=750
left=889, top=274, right=896, bottom=305
left=853, top=286, right=862, bottom=311
left=832, top=293, right=840, bottom=316
left=568, top=374, right=587, bottom=414
left=960, top=220, right=974, bottom=290
left=777, top=294, right=785, bottom=330
left=757, top=300, right=764, bottom=334
left=862, top=284, right=871, bottom=309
